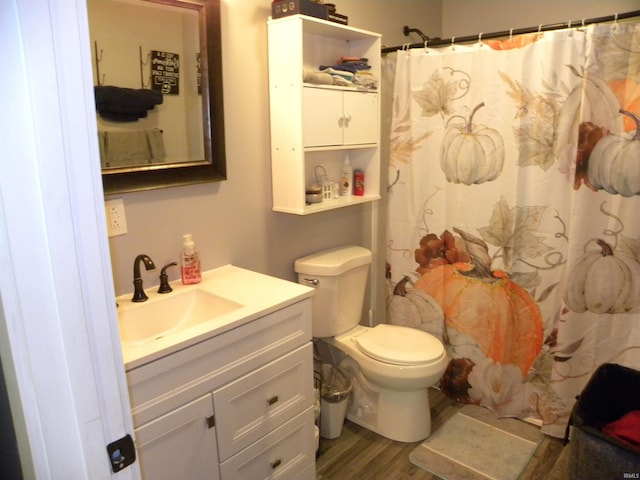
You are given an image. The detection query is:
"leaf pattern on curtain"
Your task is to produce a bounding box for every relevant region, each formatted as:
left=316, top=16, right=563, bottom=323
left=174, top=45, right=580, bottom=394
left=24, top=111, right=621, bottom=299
left=385, top=20, right=640, bottom=437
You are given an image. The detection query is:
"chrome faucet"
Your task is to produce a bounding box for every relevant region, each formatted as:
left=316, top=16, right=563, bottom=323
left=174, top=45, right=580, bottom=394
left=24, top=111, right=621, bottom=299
left=132, top=254, right=156, bottom=302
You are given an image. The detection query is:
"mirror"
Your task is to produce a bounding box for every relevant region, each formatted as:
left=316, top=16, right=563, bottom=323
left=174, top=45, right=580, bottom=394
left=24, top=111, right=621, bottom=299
left=87, top=0, right=226, bottom=194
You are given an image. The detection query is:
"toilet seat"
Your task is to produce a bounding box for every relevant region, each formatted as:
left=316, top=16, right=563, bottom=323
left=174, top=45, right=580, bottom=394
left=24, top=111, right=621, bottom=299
left=355, top=324, right=445, bottom=366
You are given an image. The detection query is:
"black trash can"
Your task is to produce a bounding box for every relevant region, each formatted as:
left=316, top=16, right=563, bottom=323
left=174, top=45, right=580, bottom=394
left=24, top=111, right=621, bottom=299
left=565, top=363, right=640, bottom=478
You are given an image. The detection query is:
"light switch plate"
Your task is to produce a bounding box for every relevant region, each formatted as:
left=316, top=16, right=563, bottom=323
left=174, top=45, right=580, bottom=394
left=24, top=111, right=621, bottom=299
left=105, top=199, right=128, bottom=237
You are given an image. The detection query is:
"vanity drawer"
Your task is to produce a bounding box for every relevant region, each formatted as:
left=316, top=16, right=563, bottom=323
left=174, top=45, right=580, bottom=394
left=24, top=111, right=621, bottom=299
left=127, top=299, right=311, bottom=427
left=219, top=407, right=315, bottom=480
left=214, top=343, right=313, bottom=460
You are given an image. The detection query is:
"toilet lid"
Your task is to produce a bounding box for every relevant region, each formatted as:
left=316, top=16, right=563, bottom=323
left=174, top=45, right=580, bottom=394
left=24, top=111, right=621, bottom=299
left=355, top=324, right=444, bottom=365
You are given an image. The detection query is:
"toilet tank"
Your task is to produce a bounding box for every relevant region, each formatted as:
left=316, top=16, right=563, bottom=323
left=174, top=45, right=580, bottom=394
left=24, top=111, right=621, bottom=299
left=294, top=246, right=372, bottom=338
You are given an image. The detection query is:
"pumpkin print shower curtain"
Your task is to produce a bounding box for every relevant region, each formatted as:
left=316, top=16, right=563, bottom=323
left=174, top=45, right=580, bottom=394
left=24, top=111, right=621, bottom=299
left=385, top=20, right=640, bottom=437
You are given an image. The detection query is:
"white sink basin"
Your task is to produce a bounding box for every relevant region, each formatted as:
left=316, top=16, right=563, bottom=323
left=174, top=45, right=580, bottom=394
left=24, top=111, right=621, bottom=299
left=117, top=265, right=316, bottom=369
left=118, top=289, right=243, bottom=345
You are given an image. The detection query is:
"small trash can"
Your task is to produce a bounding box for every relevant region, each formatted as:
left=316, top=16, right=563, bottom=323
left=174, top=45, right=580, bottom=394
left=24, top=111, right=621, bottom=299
left=319, top=364, right=352, bottom=439
left=565, top=363, right=640, bottom=478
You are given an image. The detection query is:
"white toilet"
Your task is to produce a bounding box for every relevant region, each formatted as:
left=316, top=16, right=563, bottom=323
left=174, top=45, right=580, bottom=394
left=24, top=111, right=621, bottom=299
left=295, top=245, right=448, bottom=442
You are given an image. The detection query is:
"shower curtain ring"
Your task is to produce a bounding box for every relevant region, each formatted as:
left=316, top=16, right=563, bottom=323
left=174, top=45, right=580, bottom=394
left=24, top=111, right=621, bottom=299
left=451, top=36, right=455, bottom=50
left=537, top=24, right=543, bottom=38
left=613, top=13, right=618, bottom=29
left=568, top=20, right=572, bottom=36
left=478, top=32, right=483, bottom=46
left=424, top=39, right=429, bottom=52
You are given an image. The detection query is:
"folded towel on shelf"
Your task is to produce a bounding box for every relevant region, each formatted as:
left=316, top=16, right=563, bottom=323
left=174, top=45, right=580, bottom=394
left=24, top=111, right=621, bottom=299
left=319, top=67, right=354, bottom=80
left=303, top=70, right=334, bottom=85
left=331, top=76, right=353, bottom=87
left=353, top=72, right=378, bottom=90
left=94, top=85, right=163, bottom=122
left=303, top=61, right=377, bottom=90
left=319, top=62, right=371, bottom=74
left=99, top=128, right=165, bottom=168
left=338, top=56, right=368, bottom=64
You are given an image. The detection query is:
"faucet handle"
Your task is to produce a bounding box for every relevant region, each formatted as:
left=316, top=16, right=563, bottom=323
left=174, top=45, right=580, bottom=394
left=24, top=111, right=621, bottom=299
left=158, top=262, right=178, bottom=294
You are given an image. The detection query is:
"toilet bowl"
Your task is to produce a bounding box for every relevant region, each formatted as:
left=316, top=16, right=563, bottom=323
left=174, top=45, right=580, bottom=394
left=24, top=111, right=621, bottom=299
left=333, top=324, right=447, bottom=390
left=295, top=246, right=448, bottom=442
left=325, top=324, right=447, bottom=442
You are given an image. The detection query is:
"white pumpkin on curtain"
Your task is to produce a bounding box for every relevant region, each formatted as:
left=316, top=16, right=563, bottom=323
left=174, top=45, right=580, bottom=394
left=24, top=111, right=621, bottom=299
left=384, top=20, right=640, bottom=438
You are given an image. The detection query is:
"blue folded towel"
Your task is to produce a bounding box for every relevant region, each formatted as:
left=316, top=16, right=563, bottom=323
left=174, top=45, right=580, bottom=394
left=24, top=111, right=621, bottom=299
left=319, top=62, right=371, bottom=74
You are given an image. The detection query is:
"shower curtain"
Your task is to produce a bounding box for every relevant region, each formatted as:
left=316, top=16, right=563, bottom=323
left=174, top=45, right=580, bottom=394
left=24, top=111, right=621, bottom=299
left=384, top=19, right=640, bottom=437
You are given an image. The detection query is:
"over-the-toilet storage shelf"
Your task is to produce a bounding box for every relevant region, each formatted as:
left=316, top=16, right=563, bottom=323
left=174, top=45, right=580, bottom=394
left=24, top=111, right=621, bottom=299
left=267, top=14, right=381, bottom=215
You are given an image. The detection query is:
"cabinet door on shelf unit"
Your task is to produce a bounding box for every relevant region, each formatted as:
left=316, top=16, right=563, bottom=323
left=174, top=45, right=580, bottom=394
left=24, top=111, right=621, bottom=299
left=302, top=87, right=378, bottom=147
left=343, top=90, right=378, bottom=145
left=302, top=87, right=343, bottom=147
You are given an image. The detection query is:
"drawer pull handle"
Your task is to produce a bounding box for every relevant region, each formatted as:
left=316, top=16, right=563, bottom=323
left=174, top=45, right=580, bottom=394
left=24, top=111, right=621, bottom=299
left=267, top=395, right=279, bottom=406
left=271, top=458, right=282, bottom=469
left=206, top=415, right=215, bottom=429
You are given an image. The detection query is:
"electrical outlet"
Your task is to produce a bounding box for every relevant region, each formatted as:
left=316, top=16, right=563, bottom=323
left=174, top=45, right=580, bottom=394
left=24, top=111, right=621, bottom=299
left=105, top=199, right=128, bottom=237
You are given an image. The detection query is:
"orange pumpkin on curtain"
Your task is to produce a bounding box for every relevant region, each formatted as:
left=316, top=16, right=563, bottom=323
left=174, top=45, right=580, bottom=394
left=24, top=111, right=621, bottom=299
left=415, top=262, right=543, bottom=377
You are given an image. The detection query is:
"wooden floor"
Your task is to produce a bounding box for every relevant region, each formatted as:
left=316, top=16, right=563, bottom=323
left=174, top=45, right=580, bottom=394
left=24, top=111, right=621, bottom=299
left=316, top=388, right=565, bottom=480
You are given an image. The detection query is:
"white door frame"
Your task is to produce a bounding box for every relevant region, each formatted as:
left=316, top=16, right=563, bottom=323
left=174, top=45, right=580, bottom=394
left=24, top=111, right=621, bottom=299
left=0, top=1, right=139, bottom=478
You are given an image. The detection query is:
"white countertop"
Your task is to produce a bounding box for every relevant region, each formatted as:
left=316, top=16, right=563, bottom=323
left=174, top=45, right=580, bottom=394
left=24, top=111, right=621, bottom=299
left=117, top=265, right=314, bottom=370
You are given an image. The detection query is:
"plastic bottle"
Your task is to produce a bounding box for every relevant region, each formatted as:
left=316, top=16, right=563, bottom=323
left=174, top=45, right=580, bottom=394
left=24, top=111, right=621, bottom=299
left=340, top=156, right=353, bottom=196
left=181, top=233, right=201, bottom=285
left=353, top=169, right=365, bottom=196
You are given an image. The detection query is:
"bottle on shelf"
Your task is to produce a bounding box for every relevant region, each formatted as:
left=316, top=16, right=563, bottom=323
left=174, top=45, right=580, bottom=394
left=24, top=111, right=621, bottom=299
left=354, top=169, right=365, bottom=196
left=340, top=155, right=353, bottom=196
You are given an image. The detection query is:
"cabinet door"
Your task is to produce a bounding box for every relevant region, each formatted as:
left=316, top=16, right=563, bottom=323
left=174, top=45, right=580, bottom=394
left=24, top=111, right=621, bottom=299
left=135, top=394, right=219, bottom=480
left=343, top=90, right=378, bottom=145
left=302, top=87, right=343, bottom=147
left=303, top=88, right=378, bottom=147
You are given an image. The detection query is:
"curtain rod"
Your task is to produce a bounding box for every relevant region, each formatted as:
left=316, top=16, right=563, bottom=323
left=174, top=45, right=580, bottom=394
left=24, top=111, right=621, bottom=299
left=381, top=9, right=640, bottom=54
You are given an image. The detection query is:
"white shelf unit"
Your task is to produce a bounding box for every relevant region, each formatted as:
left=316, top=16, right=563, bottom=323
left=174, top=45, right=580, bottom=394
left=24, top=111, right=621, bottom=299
left=267, top=15, right=381, bottom=215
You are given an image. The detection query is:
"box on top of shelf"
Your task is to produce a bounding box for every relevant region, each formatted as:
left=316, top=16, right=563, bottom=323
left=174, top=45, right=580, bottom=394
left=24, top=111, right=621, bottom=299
left=327, top=13, right=348, bottom=25
left=272, top=0, right=328, bottom=20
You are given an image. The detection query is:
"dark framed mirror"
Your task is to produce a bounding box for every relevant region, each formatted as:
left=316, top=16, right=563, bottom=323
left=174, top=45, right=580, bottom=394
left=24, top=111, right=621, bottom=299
left=88, top=0, right=226, bottom=195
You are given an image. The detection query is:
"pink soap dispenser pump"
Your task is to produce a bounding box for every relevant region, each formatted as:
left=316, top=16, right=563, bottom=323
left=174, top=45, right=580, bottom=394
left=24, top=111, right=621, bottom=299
left=181, top=233, right=201, bottom=285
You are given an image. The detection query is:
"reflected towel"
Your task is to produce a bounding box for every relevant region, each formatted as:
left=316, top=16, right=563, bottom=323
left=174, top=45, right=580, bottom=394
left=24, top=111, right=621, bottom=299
left=95, top=86, right=163, bottom=122
left=99, top=128, right=165, bottom=168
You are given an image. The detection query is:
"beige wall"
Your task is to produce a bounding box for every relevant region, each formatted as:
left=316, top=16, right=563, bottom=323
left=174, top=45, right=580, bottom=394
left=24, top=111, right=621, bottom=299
left=338, top=0, right=441, bottom=47
left=106, top=0, right=636, bottom=303
left=106, top=0, right=442, bottom=298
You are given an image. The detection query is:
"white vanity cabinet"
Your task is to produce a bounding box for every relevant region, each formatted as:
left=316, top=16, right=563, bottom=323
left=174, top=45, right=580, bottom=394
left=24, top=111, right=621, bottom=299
left=125, top=299, right=316, bottom=480
left=268, top=14, right=381, bottom=214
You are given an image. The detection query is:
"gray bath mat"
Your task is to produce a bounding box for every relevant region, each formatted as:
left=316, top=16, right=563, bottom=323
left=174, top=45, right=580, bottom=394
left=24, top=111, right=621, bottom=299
left=410, top=405, right=542, bottom=480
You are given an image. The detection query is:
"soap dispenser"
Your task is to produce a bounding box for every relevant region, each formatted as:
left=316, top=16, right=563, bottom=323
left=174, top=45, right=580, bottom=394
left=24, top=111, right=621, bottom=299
left=181, top=234, right=201, bottom=285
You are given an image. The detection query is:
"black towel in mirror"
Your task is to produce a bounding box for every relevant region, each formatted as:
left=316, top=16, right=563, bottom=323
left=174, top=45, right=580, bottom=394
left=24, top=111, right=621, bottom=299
left=94, top=85, right=163, bottom=122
